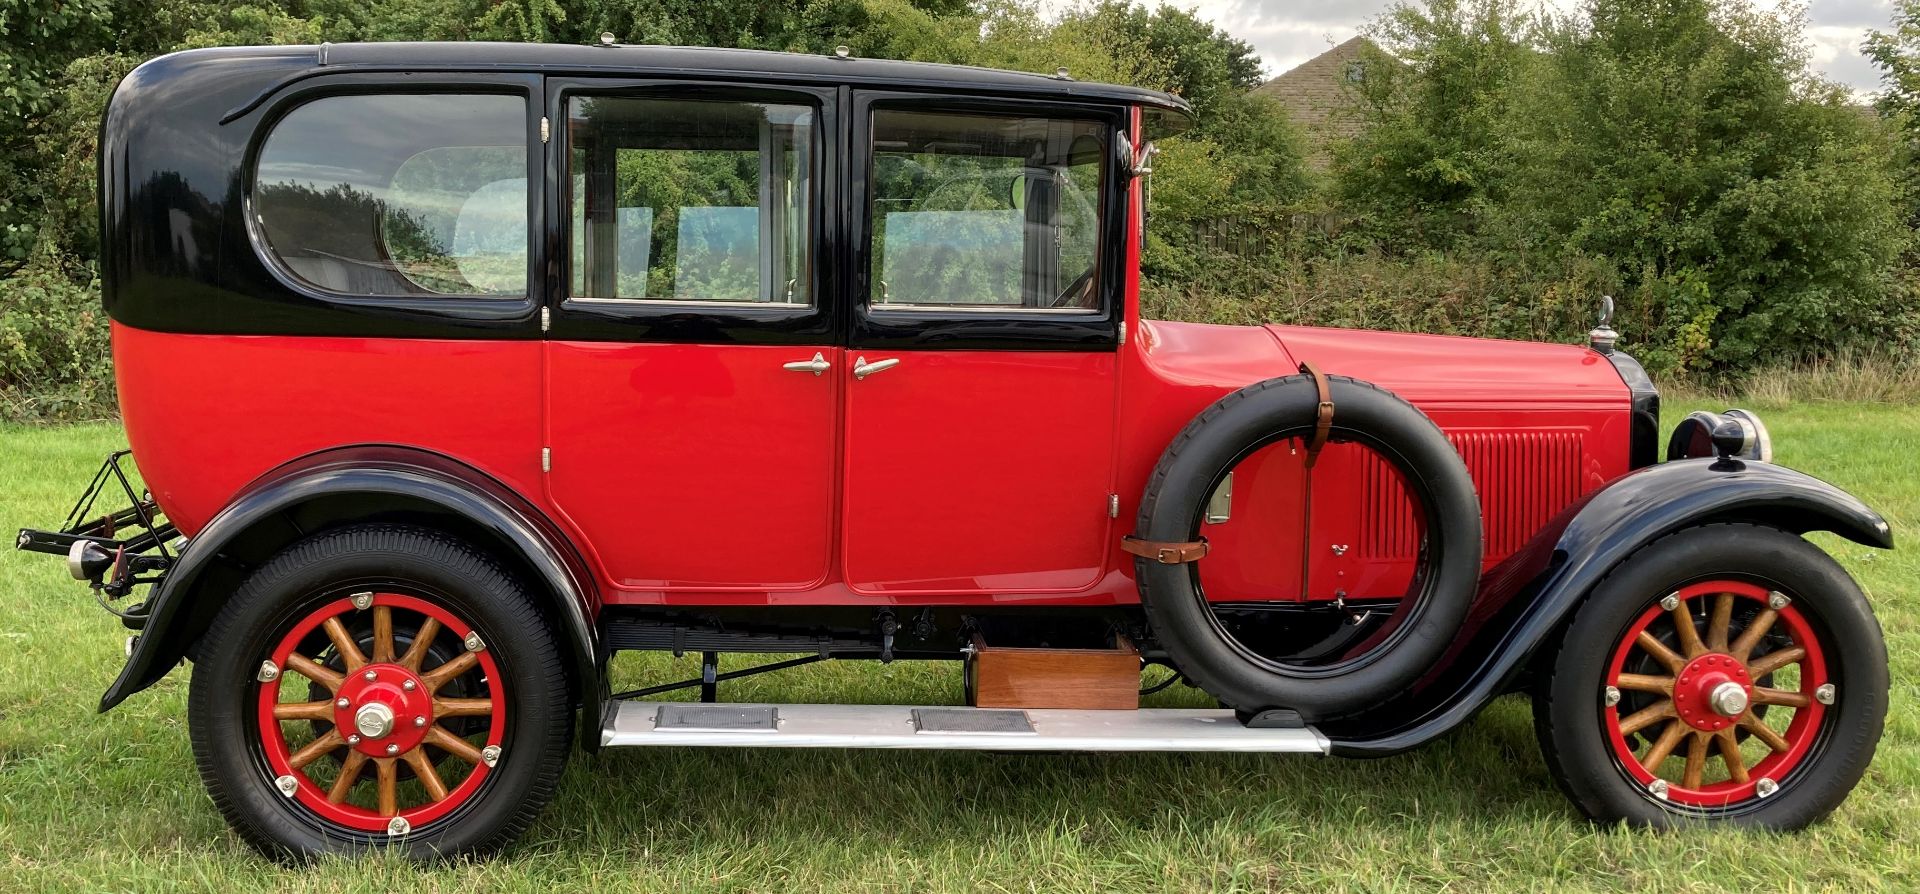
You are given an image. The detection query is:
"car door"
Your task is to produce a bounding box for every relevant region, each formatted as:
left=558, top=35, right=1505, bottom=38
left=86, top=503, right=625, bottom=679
left=543, top=80, right=842, bottom=594
left=840, top=93, right=1127, bottom=596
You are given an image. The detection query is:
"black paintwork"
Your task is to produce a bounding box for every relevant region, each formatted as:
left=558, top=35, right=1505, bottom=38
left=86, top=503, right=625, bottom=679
left=1318, top=457, right=1893, bottom=756
left=100, top=43, right=1176, bottom=347
left=1604, top=349, right=1661, bottom=468
left=101, top=445, right=604, bottom=744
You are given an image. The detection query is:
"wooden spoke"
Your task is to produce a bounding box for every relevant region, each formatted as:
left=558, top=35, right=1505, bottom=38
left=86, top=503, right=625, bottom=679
left=424, top=725, right=485, bottom=765
left=1740, top=713, right=1793, bottom=753
left=1682, top=731, right=1709, bottom=789
left=1670, top=599, right=1705, bottom=658
left=1616, top=673, right=1675, bottom=695
left=329, top=751, right=368, bottom=804
left=1635, top=632, right=1687, bottom=674
left=322, top=617, right=368, bottom=672
left=1752, top=687, right=1812, bottom=708
left=288, top=729, right=343, bottom=770
left=421, top=650, right=478, bottom=693
left=433, top=697, right=494, bottom=718
left=285, top=652, right=343, bottom=693
left=1619, top=700, right=1675, bottom=736
left=1729, top=608, right=1778, bottom=662
left=1641, top=720, right=1690, bottom=769
left=1715, top=729, right=1749, bottom=783
left=1748, top=645, right=1807, bottom=679
left=399, top=617, right=442, bottom=672
left=1707, top=592, right=1734, bottom=653
left=402, top=748, right=449, bottom=802
left=272, top=700, right=335, bottom=722
left=371, top=605, right=395, bottom=663
left=375, top=757, right=398, bottom=817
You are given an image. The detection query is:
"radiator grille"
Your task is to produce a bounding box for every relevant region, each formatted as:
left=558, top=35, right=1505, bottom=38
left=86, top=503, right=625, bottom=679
left=1362, top=431, right=1586, bottom=560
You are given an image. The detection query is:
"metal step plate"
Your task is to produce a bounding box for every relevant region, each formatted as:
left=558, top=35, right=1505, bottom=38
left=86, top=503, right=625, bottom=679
left=601, top=701, right=1329, bottom=753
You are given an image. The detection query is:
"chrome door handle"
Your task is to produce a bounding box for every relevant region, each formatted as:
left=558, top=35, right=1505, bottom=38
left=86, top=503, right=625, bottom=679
left=852, top=356, right=900, bottom=380
left=782, top=352, right=831, bottom=376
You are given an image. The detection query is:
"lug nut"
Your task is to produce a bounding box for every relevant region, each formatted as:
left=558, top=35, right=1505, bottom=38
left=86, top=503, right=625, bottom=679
left=1815, top=683, right=1836, bottom=705
left=1648, top=779, right=1670, bottom=800
left=274, top=774, right=298, bottom=797
left=363, top=670, right=378, bottom=682
left=387, top=816, right=410, bottom=836
left=336, top=697, right=350, bottom=708
left=385, top=743, right=399, bottom=755
left=1604, top=686, right=1621, bottom=707
left=347, top=734, right=361, bottom=745
left=402, top=679, right=416, bottom=692
left=256, top=660, right=280, bottom=683
left=414, top=716, right=427, bottom=728
left=350, top=591, right=374, bottom=610
left=1756, top=777, right=1778, bottom=797
left=1659, top=593, right=1680, bottom=611
left=1769, top=591, right=1790, bottom=610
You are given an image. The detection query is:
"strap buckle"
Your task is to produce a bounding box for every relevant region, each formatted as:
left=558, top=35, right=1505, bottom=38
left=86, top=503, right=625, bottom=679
left=1121, top=536, right=1209, bottom=565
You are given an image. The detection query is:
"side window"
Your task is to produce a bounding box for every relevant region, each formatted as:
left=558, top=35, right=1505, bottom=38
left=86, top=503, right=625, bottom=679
left=254, top=94, right=529, bottom=297
left=869, top=110, right=1105, bottom=312
left=567, top=97, right=813, bottom=305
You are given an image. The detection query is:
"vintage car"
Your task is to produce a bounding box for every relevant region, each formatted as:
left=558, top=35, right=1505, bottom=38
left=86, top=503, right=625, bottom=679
left=17, top=40, right=1892, bottom=859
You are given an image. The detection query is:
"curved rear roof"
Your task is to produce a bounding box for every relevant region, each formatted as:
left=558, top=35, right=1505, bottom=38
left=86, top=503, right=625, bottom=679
left=296, top=41, right=1191, bottom=114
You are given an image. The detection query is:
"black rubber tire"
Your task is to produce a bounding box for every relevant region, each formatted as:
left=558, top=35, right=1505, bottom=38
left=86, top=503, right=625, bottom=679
left=1534, top=524, right=1888, bottom=830
left=1134, top=373, right=1483, bottom=720
left=188, top=524, right=573, bottom=860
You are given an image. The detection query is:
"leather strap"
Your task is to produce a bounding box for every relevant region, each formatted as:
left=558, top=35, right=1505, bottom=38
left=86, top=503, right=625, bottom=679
left=1121, top=536, right=1209, bottom=564
left=1299, top=360, right=1334, bottom=469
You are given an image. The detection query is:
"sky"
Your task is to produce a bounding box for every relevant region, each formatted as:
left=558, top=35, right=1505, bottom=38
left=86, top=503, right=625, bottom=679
left=1178, top=0, right=1897, bottom=98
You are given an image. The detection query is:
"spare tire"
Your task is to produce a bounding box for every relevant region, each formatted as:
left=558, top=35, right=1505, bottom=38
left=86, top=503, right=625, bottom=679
left=1133, top=372, right=1483, bottom=721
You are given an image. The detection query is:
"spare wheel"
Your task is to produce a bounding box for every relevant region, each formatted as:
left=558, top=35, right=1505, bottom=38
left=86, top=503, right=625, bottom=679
left=1131, top=371, right=1483, bottom=721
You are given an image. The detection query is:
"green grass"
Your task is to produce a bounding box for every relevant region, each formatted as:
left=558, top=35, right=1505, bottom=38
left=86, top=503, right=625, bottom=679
left=2, top=404, right=1917, bottom=892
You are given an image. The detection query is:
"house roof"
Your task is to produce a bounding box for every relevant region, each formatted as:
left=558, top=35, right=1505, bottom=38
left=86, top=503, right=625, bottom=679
left=1254, top=36, right=1378, bottom=144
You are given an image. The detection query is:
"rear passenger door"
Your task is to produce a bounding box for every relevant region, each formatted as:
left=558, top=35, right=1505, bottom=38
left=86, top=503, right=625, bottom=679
left=541, top=80, right=841, bottom=594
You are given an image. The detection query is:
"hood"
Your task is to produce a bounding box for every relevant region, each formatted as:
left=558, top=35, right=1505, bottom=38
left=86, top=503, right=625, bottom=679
left=1265, top=324, right=1629, bottom=409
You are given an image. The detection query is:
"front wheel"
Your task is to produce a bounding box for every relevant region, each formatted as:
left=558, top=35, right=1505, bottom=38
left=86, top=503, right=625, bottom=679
left=1534, top=524, right=1887, bottom=830
left=188, top=524, right=573, bottom=859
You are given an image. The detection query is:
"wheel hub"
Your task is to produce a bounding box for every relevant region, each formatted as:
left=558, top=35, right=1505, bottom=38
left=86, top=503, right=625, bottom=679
left=331, top=662, right=433, bottom=755
left=1672, top=652, right=1752, bottom=731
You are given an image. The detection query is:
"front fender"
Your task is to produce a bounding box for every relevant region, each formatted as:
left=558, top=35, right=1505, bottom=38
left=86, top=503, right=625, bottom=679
left=102, top=446, right=600, bottom=722
left=1321, top=458, right=1891, bottom=756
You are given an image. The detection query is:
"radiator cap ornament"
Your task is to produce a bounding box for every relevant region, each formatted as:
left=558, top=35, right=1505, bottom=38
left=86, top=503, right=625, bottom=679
left=1588, top=295, right=1618, bottom=355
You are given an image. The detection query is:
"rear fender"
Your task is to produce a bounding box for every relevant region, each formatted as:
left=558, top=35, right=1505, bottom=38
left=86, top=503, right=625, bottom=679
left=1320, top=458, right=1891, bottom=756
left=103, top=446, right=601, bottom=737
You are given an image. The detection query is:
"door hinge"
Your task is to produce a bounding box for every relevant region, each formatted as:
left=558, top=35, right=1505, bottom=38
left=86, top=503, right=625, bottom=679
left=540, top=306, right=551, bottom=331
left=1118, top=320, right=1126, bottom=345
left=540, top=116, right=550, bottom=144
left=541, top=447, right=551, bottom=473
left=1107, top=494, right=1120, bottom=518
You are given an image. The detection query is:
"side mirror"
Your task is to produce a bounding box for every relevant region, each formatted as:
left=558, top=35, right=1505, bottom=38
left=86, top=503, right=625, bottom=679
left=1116, top=133, right=1158, bottom=178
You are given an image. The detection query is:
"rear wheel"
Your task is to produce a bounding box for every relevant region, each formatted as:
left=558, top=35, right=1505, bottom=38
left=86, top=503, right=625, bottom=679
left=188, top=524, right=572, bottom=859
left=1535, top=524, right=1886, bottom=830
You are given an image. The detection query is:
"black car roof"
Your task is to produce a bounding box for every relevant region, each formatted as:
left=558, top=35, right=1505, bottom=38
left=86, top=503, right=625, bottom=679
left=254, top=41, right=1192, bottom=114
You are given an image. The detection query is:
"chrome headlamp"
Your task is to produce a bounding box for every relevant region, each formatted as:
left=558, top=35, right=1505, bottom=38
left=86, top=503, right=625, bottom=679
left=1666, top=408, right=1772, bottom=463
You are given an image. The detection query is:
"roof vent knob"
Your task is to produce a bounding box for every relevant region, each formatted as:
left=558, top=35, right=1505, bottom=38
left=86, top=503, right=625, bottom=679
left=834, top=45, right=851, bottom=59
left=599, top=32, right=617, bottom=46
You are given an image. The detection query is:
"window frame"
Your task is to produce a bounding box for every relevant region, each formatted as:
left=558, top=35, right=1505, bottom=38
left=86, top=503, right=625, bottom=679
left=544, top=78, right=837, bottom=346
left=849, top=91, right=1126, bottom=352
left=242, top=74, right=544, bottom=323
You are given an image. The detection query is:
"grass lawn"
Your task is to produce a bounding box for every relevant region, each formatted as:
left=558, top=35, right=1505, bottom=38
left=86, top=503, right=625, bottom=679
left=2, top=402, right=1917, bottom=892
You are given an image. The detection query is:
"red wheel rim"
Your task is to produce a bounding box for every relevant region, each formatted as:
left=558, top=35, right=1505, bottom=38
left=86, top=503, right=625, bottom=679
left=256, top=593, right=506, bottom=832
left=1603, top=580, right=1830, bottom=808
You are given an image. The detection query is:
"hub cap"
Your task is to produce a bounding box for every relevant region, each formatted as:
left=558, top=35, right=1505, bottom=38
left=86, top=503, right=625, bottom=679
left=255, top=593, right=505, bottom=832
left=1603, top=581, right=1830, bottom=808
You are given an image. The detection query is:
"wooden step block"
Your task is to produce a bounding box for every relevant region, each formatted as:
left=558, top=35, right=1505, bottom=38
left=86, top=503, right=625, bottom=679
left=966, top=632, right=1140, bottom=710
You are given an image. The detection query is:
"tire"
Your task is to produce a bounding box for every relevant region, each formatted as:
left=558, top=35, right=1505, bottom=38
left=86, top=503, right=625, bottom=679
left=1534, top=524, right=1887, bottom=830
left=1134, top=373, right=1483, bottom=720
left=188, top=524, right=573, bottom=860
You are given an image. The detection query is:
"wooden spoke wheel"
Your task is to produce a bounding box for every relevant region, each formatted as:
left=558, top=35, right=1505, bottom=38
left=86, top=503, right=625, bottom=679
left=1534, top=524, right=1887, bottom=831
left=189, top=524, right=571, bottom=859
left=258, top=593, right=505, bottom=832
left=1603, top=580, right=1827, bottom=808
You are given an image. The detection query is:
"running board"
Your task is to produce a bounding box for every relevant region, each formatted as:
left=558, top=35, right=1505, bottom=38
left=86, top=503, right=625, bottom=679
left=600, top=701, right=1330, bottom=753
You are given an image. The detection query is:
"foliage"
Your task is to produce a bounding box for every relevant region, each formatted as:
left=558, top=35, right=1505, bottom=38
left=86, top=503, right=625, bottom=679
left=0, top=258, right=112, bottom=419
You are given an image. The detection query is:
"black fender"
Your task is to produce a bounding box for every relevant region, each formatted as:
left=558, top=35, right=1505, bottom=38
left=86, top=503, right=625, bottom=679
left=103, top=446, right=602, bottom=739
left=1319, top=457, right=1892, bottom=756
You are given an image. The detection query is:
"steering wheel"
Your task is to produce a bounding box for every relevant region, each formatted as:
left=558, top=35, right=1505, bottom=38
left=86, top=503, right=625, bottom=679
left=1050, top=268, right=1096, bottom=309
